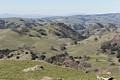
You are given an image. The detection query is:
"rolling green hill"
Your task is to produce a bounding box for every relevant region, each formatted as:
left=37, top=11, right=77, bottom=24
left=0, top=22, right=84, bottom=57
left=0, top=23, right=119, bottom=75
left=0, top=60, right=120, bottom=80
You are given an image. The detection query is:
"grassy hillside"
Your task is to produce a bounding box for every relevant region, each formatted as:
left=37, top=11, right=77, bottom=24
left=0, top=60, right=94, bottom=80
left=67, top=32, right=116, bottom=56
left=0, top=24, right=120, bottom=71
left=0, top=21, right=120, bottom=79
left=66, top=31, right=120, bottom=73
left=0, top=22, right=83, bottom=57
left=0, top=60, right=120, bottom=80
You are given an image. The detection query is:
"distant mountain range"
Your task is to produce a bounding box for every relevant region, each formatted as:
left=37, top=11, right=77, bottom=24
left=0, top=14, right=52, bottom=18
left=43, top=13, right=120, bottom=25
left=0, top=13, right=120, bottom=31
left=1, top=13, right=120, bottom=24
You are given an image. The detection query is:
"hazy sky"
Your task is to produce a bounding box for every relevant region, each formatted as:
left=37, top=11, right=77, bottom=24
left=0, top=0, right=120, bottom=15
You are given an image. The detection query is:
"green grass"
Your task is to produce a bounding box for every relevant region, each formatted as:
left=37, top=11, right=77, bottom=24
left=66, top=32, right=120, bottom=73
left=0, top=28, right=72, bottom=56
left=67, top=32, right=116, bottom=56
left=0, top=29, right=67, bottom=56
left=0, top=60, right=120, bottom=80
left=0, top=60, right=97, bottom=80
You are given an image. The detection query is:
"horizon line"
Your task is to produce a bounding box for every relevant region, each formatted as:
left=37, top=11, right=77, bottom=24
left=0, top=12, right=120, bottom=18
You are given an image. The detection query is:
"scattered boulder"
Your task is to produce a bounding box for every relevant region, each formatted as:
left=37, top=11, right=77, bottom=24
left=22, top=65, right=44, bottom=72
left=107, top=72, right=112, bottom=74
left=41, top=76, right=53, bottom=80
left=40, top=76, right=62, bottom=80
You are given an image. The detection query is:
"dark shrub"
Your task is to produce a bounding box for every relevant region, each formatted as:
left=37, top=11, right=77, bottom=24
left=78, top=56, right=82, bottom=59
left=94, top=37, right=98, bottom=42
left=30, top=52, right=38, bottom=60
left=69, top=56, right=74, bottom=61
left=74, top=40, right=78, bottom=45
left=118, top=58, right=120, bottom=62
left=0, top=49, right=14, bottom=58
left=37, top=29, right=47, bottom=36
left=101, top=42, right=111, bottom=50
left=74, top=56, right=79, bottom=59
left=117, top=54, right=120, bottom=58
left=93, top=69, right=99, bottom=72
left=25, top=52, right=29, bottom=54
left=16, top=56, right=20, bottom=59
left=42, top=52, right=46, bottom=54
left=39, top=55, right=46, bottom=60
left=110, top=62, right=116, bottom=66
left=28, top=34, right=35, bottom=37
left=41, top=32, right=47, bottom=36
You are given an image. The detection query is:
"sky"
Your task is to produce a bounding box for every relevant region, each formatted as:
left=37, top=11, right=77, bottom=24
left=0, top=0, right=120, bottom=15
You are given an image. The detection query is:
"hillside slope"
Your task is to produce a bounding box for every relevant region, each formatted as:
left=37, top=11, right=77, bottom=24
left=0, top=60, right=120, bottom=80
left=0, top=22, right=84, bottom=57
left=0, top=18, right=46, bottom=28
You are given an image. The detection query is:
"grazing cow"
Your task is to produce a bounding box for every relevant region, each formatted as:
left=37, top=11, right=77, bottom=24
left=96, top=75, right=115, bottom=80
left=101, top=77, right=114, bottom=80
left=108, top=77, right=114, bottom=80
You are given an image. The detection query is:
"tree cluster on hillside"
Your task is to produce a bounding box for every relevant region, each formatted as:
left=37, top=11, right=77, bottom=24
left=79, top=23, right=118, bottom=39
left=45, top=51, right=91, bottom=71
left=12, top=28, right=30, bottom=35
left=12, top=27, right=46, bottom=38
left=0, top=49, right=15, bottom=59
left=54, top=22, right=86, bottom=41
left=100, top=41, right=120, bottom=60
left=36, top=29, right=47, bottom=36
